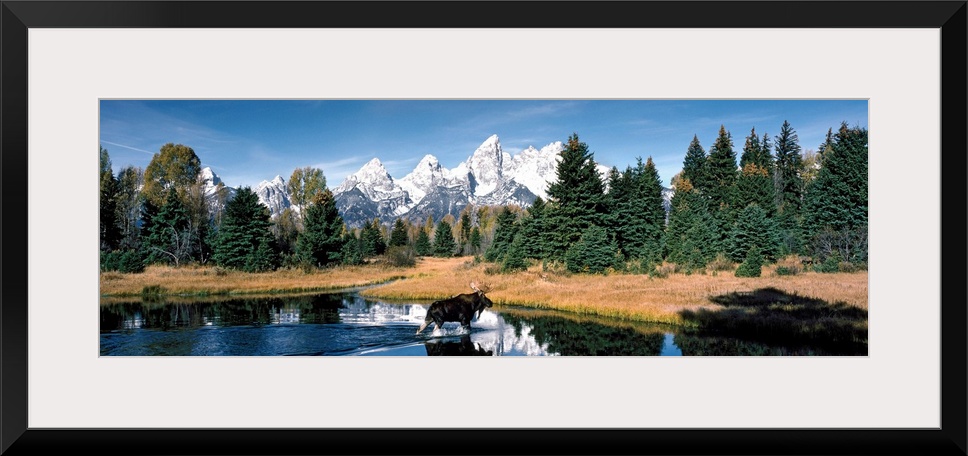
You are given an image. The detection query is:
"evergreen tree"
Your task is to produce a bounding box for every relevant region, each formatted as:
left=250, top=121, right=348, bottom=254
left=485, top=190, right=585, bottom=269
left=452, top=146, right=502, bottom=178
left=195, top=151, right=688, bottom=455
left=414, top=229, right=432, bottom=256
left=681, top=135, right=708, bottom=192
left=469, top=226, right=482, bottom=255
left=664, top=180, right=717, bottom=271
left=774, top=120, right=804, bottom=215
left=459, top=211, right=472, bottom=247
left=296, top=189, right=345, bottom=267
left=432, top=220, right=458, bottom=257
left=735, top=164, right=776, bottom=216
left=389, top=218, right=409, bottom=247
left=545, top=133, right=606, bottom=259
left=729, top=203, right=780, bottom=262
left=740, top=127, right=774, bottom=171
left=607, top=158, right=665, bottom=265
left=502, top=233, right=529, bottom=272
left=340, top=231, right=365, bottom=265
left=360, top=218, right=386, bottom=257
left=142, top=187, right=192, bottom=266
left=706, top=125, right=739, bottom=213
left=773, top=120, right=806, bottom=254
left=516, top=197, right=548, bottom=259
left=565, top=226, right=618, bottom=274
left=484, top=206, right=519, bottom=262
left=99, top=146, right=122, bottom=251
left=211, top=187, right=277, bottom=271
left=734, top=246, right=763, bottom=277
left=803, top=123, right=869, bottom=264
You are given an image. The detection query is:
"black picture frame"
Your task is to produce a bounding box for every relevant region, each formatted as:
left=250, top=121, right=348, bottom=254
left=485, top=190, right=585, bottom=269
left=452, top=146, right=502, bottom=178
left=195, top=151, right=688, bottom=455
left=2, top=1, right=965, bottom=455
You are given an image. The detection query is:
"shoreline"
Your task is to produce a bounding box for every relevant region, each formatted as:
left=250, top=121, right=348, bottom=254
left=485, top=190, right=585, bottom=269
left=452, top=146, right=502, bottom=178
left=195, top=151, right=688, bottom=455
left=99, top=257, right=869, bottom=326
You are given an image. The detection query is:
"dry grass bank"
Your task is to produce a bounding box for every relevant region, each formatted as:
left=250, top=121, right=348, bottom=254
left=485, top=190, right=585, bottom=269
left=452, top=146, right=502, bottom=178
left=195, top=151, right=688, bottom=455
left=99, top=263, right=414, bottom=297
left=100, top=257, right=868, bottom=326
left=359, top=257, right=869, bottom=326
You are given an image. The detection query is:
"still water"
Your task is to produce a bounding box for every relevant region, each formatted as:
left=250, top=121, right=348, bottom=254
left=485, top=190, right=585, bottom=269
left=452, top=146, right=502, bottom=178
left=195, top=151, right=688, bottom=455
left=100, top=291, right=860, bottom=356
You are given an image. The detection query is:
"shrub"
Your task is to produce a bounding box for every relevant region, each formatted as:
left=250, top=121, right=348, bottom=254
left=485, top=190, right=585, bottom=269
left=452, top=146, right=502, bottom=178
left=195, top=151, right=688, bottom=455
left=384, top=246, right=416, bottom=267
left=735, top=247, right=763, bottom=277
left=774, top=266, right=798, bottom=276
left=815, top=255, right=840, bottom=273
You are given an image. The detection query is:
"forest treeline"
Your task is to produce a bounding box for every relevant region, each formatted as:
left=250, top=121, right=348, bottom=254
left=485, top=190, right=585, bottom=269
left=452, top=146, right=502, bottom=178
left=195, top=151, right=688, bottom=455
left=100, top=120, right=867, bottom=278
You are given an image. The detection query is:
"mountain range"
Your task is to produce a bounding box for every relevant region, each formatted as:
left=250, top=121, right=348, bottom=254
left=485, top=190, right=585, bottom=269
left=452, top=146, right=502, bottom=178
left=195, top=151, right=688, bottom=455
left=200, top=134, right=674, bottom=228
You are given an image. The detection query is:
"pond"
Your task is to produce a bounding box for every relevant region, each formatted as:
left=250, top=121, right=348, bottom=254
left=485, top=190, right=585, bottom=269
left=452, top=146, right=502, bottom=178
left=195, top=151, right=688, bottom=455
left=100, top=290, right=866, bottom=356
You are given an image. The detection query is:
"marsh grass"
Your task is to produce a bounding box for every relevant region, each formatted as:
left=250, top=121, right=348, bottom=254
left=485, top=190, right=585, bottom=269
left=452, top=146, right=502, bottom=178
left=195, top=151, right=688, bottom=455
left=360, top=257, right=868, bottom=326
left=101, top=257, right=868, bottom=328
left=99, top=263, right=413, bottom=298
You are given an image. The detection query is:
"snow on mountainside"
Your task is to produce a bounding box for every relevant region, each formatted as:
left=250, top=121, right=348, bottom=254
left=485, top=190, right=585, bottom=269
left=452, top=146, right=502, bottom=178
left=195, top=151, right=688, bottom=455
left=201, top=135, right=675, bottom=228
left=329, top=134, right=674, bottom=227
left=255, top=175, right=291, bottom=217
left=502, top=141, right=563, bottom=200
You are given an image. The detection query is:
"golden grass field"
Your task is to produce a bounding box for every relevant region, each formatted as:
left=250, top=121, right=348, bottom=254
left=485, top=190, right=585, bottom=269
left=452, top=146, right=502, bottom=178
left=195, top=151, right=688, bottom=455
left=100, top=256, right=868, bottom=327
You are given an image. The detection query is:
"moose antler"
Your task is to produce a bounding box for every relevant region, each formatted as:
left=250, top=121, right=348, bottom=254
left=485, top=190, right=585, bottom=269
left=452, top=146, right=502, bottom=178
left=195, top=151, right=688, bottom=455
left=470, top=282, right=491, bottom=294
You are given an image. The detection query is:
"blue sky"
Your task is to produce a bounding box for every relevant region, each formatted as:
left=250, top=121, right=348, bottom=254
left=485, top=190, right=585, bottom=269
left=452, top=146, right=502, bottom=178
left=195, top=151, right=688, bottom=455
left=99, top=100, right=868, bottom=189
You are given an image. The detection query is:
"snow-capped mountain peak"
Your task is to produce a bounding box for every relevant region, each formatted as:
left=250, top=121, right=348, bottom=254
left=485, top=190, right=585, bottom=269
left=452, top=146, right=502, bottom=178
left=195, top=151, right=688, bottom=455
left=467, top=134, right=505, bottom=196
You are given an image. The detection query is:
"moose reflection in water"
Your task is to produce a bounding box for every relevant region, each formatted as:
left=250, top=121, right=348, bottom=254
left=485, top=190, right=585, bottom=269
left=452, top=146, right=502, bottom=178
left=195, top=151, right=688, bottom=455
left=425, top=334, right=493, bottom=356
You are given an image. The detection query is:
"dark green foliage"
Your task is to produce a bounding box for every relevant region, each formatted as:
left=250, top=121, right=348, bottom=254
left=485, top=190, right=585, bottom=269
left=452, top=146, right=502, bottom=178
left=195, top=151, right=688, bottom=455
left=734, top=246, right=763, bottom=277
left=502, top=233, right=529, bottom=272
left=565, top=226, right=618, bottom=274
left=469, top=226, right=482, bottom=254
left=706, top=125, right=738, bottom=213
left=340, top=232, right=365, bottom=265
left=484, top=206, right=518, bottom=262
left=802, top=123, right=868, bottom=265
left=605, top=157, right=665, bottom=266
left=99, top=147, right=122, bottom=251
left=664, top=184, right=717, bottom=271
left=735, top=164, right=777, bottom=217
left=212, top=187, right=278, bottom=272
left=516, top=197, right=548, bottom=259
left=739, top=127, right=774, bottom=172
left=545, top=133, right=606, bottom=259
left=729, top=204, right=780, bottom=262
left=681, top=135, right=708, bottom=192
left=414, top=229, right=432, bottom=256
left=360, top=219, right=386, bottom=257
left=815, top=254, right=841, bottom=273
left=389, top=218, right=409, bottom=247
left=459, top=212, right=472, bottom=246
left=432, top=220, right=457, bottom=257
left=100, top=249, right=145, bottom=273
left=296, top=190, right=345, bottom=268
left=142, top=188, right=192, bottom=266
left=803, top=123, right=869, bottom=235
left=773, top=120, right=804, bottom=217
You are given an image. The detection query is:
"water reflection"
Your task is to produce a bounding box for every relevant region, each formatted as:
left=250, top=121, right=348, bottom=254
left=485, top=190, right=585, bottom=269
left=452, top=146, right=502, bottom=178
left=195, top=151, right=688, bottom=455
left=100, top=290, right=863, bottom=356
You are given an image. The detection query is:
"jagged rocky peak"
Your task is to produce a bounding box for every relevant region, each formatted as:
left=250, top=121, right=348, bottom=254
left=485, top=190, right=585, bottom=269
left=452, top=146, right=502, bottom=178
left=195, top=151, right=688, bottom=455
left=467, top=134, right=505, bottom=196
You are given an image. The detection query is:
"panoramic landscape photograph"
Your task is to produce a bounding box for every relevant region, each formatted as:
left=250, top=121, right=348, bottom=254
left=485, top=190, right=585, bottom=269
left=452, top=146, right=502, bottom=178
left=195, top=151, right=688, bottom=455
left=98, top=99, right=869, bottom=356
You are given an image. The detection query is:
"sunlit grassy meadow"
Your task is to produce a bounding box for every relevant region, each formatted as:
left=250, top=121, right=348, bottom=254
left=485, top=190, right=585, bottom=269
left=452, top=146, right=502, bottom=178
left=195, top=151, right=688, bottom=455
left=100, top=256, right=868, bottom=327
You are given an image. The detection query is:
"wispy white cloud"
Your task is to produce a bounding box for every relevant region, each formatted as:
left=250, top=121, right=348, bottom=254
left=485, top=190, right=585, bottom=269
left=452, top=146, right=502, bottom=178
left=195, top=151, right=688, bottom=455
left=99, top=140, right=155, bottom=155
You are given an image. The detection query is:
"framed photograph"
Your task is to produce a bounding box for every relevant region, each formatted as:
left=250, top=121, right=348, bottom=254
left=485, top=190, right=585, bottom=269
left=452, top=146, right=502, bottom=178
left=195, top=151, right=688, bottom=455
left=3, top=1, right=965, bottom=455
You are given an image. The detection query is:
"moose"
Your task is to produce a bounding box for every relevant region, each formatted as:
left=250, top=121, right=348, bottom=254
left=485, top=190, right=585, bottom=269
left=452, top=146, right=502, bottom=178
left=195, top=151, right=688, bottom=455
left=416, top=282, right=493, bottom=335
